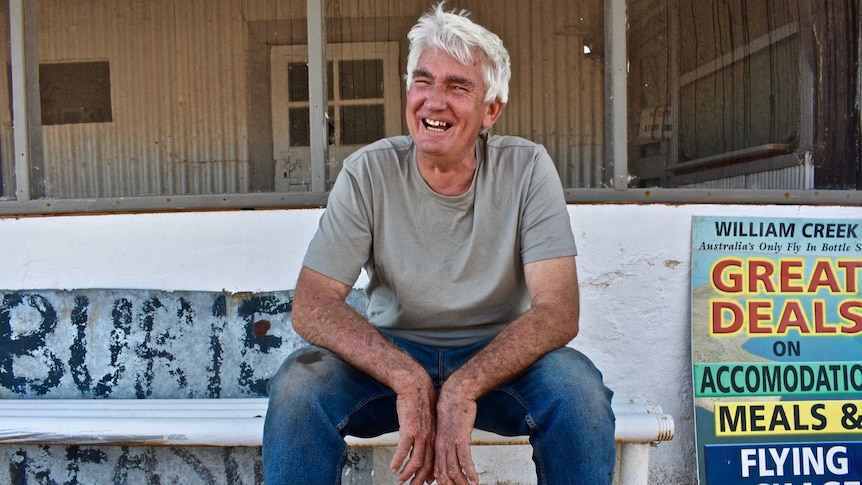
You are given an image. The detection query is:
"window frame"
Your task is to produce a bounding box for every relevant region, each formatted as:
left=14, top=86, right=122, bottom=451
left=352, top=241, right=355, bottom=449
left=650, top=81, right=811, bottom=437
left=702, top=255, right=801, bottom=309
left=270, top=41, right=401, bottom=192
left=1, top=0, right=860, bottom=216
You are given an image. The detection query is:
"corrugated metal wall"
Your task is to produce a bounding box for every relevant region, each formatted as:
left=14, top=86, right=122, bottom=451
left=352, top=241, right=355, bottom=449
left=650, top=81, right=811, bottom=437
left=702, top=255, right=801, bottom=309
left=461, top=0, right=606, bottom=188
left=678, top=162, right=813, bottom=189
left=0, top=0, right=607, bottom=198
left=0, top=0, right=842, bottom=199
left=35, top=0, right=250, bottom=198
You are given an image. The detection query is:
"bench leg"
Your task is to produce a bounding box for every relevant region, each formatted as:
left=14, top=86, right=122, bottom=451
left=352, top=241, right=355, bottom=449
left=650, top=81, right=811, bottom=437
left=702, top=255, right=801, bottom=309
left=617, top=443, right=650, bottom=485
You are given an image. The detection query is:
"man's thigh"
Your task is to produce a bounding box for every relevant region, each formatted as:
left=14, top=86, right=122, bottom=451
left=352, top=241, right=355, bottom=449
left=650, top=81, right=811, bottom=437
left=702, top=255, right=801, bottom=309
left=473, top=346, right=613, bottom=436
left=267, top=345, right=401, bottom=438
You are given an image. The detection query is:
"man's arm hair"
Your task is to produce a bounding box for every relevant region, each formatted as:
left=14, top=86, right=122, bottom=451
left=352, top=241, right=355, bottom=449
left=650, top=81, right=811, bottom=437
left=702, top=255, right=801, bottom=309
left=292, top=266, right=438, bottom=483
left=292, top=266, right=429, bottom=394
left=439, top=255, right=580, bottom=400
left=432, top=255, right=579, bottom=483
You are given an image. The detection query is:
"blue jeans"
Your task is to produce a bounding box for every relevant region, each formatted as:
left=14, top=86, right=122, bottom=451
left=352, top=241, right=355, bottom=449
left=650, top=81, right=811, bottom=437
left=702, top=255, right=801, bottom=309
left=263, top=335, right=615, bottom=484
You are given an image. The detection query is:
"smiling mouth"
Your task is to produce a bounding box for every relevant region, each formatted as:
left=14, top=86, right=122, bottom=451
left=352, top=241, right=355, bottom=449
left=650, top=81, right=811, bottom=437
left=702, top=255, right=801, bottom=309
left=423, top=118, right=452, bottom=132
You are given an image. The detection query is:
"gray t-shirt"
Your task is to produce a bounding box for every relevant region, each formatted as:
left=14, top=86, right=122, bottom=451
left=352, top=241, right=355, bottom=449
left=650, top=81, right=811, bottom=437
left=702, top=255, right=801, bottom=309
left=303, top=134, right=577, bottom=347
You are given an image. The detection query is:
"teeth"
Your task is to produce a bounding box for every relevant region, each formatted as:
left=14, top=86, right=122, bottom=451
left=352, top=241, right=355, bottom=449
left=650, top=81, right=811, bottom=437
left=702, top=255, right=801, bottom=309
left=423, top=119, right=451, bottom=132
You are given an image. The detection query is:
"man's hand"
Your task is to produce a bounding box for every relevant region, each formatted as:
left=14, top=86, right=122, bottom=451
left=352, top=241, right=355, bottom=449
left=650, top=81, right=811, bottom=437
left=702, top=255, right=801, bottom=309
left=433, top=384, right=479, bottom=484
left=293, top=267, right=439, bottom=483
left=390, top=377, right=438, bottom=484
left=427, top=256, right=581, bottom=484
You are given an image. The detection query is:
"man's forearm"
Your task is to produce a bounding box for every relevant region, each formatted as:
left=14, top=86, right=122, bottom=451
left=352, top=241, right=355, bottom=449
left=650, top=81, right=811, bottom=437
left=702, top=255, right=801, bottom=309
left=442, top=256, right=580, bottom=400
left=444, top=302, right=576, bottom=400
left=291, top=267, right=428, bottom=395
left=431, top=255, right=580, bottom=485
left=292, top=267, right=438, bottom=483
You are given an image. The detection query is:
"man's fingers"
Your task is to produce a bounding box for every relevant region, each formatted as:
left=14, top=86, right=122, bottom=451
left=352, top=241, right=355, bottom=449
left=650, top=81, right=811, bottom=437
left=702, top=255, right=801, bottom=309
left=433, top=447, right=461, bottom=484
left=395, top=438, right=427, bottom=483
left=393, top=421, right=437, bottom=484
left=457, top=443, right=478, bottom=484
left=434, top=442, right=477, bottom=485
left=392, top=378, right=437, bottom=482
left=390, top=437, right=413, bottom=475
left=411, top=432, right=436, bottom=484
left=449, top=445, right=476, bottom=485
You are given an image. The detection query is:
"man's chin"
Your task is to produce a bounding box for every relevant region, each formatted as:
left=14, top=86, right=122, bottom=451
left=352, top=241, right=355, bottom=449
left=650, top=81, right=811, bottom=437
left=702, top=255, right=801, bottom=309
left=413, top=138, right=451, bottom=156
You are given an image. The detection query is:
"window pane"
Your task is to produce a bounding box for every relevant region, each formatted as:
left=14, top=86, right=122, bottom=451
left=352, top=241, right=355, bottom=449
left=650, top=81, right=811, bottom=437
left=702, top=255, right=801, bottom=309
left=341, top=105, right=384, bottom=145
left=287, top=63, right=309, bottom=102
left=678, top=40, right=800, bottom=162
left=289, top=108, right=311, bottom=147
left=339, top=60, right=384, bottom=100
left=287, top=62, right=334, bottom=102
left=40, top=62, right=113, bottom=125
left=626, top=0, right=859, bottom=190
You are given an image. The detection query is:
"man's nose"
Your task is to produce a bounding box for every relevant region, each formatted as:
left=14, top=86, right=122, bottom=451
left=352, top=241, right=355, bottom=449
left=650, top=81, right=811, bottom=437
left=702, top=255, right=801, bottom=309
left=423, top=84, right=447, bottom=110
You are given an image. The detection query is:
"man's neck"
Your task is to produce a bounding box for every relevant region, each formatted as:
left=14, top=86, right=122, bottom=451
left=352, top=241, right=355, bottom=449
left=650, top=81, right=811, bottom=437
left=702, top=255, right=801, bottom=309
left=416, top=154, right=477, bottom=196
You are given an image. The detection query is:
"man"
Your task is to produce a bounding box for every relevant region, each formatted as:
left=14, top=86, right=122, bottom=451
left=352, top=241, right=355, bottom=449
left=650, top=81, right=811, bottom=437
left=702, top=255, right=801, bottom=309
left=263, top=4, right=615, bottom=484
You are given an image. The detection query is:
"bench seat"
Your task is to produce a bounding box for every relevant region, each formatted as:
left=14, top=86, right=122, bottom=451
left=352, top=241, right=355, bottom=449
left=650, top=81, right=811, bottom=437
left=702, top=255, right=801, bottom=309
left=0, top=395, right=672, bottom=484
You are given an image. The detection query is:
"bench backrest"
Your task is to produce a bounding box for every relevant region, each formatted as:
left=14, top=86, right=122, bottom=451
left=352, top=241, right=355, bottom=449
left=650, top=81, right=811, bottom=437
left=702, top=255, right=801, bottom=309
left=1, top=288, right=338, bottom=399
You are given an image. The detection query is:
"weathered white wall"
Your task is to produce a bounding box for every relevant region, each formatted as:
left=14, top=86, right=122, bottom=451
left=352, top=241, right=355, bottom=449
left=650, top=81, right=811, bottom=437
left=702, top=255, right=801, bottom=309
left=1, top=203, right=859, bottom=483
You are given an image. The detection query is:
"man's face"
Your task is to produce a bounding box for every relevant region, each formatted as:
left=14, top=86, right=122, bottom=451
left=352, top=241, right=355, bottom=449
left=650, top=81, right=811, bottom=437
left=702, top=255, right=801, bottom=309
left=406, top=47, right=504, bottom=166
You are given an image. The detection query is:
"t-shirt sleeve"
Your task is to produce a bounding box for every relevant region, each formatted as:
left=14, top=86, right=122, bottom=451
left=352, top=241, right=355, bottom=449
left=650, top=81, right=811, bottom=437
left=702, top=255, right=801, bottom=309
left=301, top=164, right=373, bottom=287
left=519, top=146, right=578, bottom=264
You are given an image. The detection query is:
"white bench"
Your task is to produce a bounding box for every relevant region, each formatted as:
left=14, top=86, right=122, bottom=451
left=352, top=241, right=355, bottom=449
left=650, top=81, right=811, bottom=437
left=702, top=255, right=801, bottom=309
left=0, top=395, right=672, bottom=484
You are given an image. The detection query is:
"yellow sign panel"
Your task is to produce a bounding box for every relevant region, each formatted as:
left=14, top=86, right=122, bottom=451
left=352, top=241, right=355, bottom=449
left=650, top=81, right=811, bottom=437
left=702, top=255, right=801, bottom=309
left=715, top=400, right=862, bottom=437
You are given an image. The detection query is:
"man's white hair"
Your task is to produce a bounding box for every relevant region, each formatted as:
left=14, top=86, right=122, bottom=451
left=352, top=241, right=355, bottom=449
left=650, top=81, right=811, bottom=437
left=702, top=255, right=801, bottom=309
left=405, top=3, right=511, bottom=104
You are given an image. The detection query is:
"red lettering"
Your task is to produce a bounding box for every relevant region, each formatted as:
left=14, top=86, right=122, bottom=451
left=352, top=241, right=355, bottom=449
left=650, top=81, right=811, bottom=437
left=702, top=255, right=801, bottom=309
left=807, top=260, right=842, bottom=293
left=711, top=300, right=744, bottom=334
left=749, top=301, right=774, bottom=334
left=713, top=259, right=743, bottom=293
left=779, top=260, right=804, bottom=292
left=813, top=300, right=838, bottom=333
left=775, top=300, right=812, bottom=334
left=839, top=301, right=862, bottom=334
left=749, top=259, right=776, bottom=293
left=710, top=258, right=861, bottom=295
left=838, top=260, right=862, bottom=292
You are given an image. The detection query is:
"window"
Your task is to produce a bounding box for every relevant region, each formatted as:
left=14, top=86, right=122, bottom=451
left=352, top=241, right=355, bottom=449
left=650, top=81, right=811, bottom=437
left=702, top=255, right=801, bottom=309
left=39, top=61, right=113, bottom=125
left=0, top=1, right=858, bottom=215
left=270, top=43, right=401, bottom=192
left=626, top=0, right=859, bottom=192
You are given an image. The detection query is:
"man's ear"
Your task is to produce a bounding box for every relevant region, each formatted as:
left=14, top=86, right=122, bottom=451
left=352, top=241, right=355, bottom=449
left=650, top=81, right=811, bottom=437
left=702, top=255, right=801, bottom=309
left=482, top=99, right=505, bottom=129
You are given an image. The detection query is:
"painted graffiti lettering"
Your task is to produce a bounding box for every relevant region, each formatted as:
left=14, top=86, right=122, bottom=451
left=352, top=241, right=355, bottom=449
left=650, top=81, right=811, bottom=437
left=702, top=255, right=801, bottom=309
left=0, top=293, right=65, bottom=395
left=69, top=295, right=93, bottom=392
left=0, top=290, right=301, bottom=399
left=208, top=294, right=228, bottom=398
left=95, top=299, right=133, bottom=397
left=7, top=445, right=264, bottom=485
left=136, top=297, right=184, bottom=399
left=238, top=295, right=291, bottom=396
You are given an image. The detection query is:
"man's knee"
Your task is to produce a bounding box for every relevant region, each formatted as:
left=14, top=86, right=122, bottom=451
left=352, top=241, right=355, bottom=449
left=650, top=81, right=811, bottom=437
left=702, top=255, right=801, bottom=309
left=527, top=348, right=614, bottom=424
left=267, top=346, right=347, bottom=405
left=539, top=348, right=609, bottom=390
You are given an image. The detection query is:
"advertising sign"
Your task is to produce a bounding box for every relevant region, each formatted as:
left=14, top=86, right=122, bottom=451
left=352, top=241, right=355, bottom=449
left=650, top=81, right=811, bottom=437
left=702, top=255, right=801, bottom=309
left=691, top=216, right=862, bottom=485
